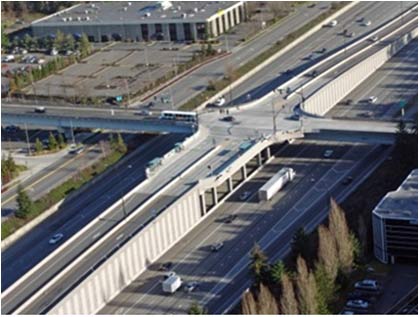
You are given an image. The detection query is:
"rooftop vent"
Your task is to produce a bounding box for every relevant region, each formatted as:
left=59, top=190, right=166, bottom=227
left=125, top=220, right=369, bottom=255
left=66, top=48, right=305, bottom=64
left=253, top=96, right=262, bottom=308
left=123, top=7, right=128, bottom=11
left=77, top=16, right=81, bottom=21
left=181, top=13, right=187, bottom=19
left=194, top=7, right=198, bottom=12
left=68, top=16, right=72, bottom=21
left=128, top=2, right=132, bottom=5
left=62, top=17, right=67, bottom=22
left=91, top=3, right=95, bottom=8
left=145, top=12, right=151, bottom=17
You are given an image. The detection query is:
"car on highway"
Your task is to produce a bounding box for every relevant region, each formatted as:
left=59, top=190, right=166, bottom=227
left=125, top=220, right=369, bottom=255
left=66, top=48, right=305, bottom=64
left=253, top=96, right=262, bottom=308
left=340, top=310, right=355, bottom=315
left=4, top=125, right=20, bottom=133
left=34, top=106, right=46, bottom=113
left=210, top=242, right=224, bottom=252
left=326, top=19, right=338, bottom=27
left=184, top=281, right=199, bottom=293
left=368, top=96, right=377, bottom=104
left=346, top=32, right=356, bottom=38
left=355, top=279, right=379, bottom=291
left=224, top=214, right=238, bottom=223
left=49, top=233, right=64, bottom=245
left=310, top=70, right=318, bottom=77
left=69, top=145, right=85, bottom=155
left=342, top=176, right=353, bottom=185
left=162, top=271, right=176, bottom=280
left=362, top=20, right=372, bottom=26
left=358, top=111, right=373, bottom=118
left=159, top=262, right=173, bottom=272
left=345, top=299, right=370, bottom=310
left=370, top=36, right=379, bottom=42
left=319, top=47, right=327, bottom=54
left=239, top=191, right=251, bottom=201
left=323, top=149, right=334, bottom=158
left=221, top=116, right=235, bottom=122
left=214, top=97, right=226, bottom=107
left=135, top=109, right=152, bottom=116
left=285, top=69, right=293, bottom=75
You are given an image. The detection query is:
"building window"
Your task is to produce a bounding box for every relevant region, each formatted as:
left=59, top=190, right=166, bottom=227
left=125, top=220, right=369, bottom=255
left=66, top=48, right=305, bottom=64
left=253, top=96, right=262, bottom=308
left=183, top=23, right=192, bottom=41
left=196, top=22, right=206, bottom=40
left=141, top=24, right=149, bottom=41
left=169, top=23, right=177, bottom=41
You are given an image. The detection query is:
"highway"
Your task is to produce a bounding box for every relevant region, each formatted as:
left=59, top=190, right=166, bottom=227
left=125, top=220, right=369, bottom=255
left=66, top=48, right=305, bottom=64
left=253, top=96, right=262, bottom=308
left=224, top=1, right=416, bottom=106
left=327, top=38, right=418, bottom=120
left=100, top=139, right=391, bottom=314
left=1, top=134, right=192, bottom=304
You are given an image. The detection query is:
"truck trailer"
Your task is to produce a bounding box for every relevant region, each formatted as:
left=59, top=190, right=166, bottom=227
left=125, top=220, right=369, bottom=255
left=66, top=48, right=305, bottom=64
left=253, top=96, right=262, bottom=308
left=162, top=275, right=182, bottom=294
left=258, top=167, right=295, bottom=201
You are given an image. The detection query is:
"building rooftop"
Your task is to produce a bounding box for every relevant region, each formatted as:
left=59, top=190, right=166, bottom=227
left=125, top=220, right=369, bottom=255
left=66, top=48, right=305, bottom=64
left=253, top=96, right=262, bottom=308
left=33, top=1, right=239, bottom=25
left=373, top=169, right=418, bottom=222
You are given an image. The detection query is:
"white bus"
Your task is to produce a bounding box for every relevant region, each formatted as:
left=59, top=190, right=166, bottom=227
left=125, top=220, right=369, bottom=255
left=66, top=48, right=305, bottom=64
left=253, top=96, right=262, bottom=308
left=159, top=110, right=197, bottom=122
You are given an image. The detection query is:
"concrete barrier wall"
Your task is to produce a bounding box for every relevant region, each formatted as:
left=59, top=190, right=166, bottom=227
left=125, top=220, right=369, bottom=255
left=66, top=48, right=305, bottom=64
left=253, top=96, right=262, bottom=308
left=303, top=28, right=418, bottom=116
left=50, top=186, right=201, bottom=314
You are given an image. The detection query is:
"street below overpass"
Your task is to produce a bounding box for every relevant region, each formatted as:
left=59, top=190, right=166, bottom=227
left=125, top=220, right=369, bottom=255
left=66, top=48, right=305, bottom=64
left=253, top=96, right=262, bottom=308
left=100, top=139, right=391, bottom=314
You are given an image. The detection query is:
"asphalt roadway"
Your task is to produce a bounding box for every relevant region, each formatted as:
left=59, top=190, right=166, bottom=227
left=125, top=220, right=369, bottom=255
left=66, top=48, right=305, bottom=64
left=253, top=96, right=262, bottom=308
left=326, top=38, right=418, bottom=120
left=100, top=139, right=391, bottom=314
left=1, top=134, right=189, bottom=301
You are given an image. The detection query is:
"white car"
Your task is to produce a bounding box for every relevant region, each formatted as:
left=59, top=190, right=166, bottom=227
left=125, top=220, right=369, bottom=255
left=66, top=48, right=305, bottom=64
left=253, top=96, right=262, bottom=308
left=346, top=299, right=369, bottom=309
left=327, top=20, right=338, bottom=27
left=239, top=191, right=251, bottom=201
left=362, top=20, right=372, bottom=26
left=184, top=281, right=199, bottom=293
left=2, top=55, right=15, bottom=62
left=355, top=279, right=379, bottom=291
left=323, top=149, right=334, bottom=158
left=49, top=233, right=64, bottom=245
left=213, top=97, right=226, bottom=107
left=368, top=96, right=377, bottom=104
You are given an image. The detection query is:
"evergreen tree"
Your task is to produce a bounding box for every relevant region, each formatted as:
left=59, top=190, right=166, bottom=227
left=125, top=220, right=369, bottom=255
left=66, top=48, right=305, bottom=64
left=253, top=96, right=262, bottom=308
left=241, top=290, right=258, bottom=315
left=1, top=25, right=9, bottom=50
left=16, top=185, right=34, bottom=219
left=279, top=273, right=299, bottom=315
left=296, top=256, right=318, bottom=314
left=328, top=198, right=354, bottom=275
left=116, top=133, right=127, bottom=153
left=57, top=133, right=66, bottom=148
left=317, top=225, right=339, bottom=281
left=35, top=137, right=43, bottom=153
left=188, top=302, right=206, bottom=314
left=257, top=283, right=279, bottom=314
left=79, top=33, right=92, bottom=57
left=249, top=243, right=270, bottom=285
left=48, top=133, right=58, bottom=151
left=270, top=260, right=286, bottom=284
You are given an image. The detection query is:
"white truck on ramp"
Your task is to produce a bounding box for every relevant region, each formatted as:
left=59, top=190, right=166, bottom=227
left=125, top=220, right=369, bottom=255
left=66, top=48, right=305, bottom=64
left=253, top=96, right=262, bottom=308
left=162, top=274, right=182, bottom=294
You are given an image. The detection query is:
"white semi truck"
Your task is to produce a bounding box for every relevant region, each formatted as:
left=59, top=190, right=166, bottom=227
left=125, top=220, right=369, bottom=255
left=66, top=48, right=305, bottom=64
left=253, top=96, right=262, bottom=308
left=162, top=274, right=182, bottom=294
left=258, top=167, right=296, bottom=201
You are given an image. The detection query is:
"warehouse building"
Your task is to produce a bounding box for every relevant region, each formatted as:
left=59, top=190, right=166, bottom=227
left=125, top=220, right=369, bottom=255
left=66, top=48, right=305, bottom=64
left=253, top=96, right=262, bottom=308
left=372, top=169, right=418, bottom=264
left=31, top=1, right=245, bottom=42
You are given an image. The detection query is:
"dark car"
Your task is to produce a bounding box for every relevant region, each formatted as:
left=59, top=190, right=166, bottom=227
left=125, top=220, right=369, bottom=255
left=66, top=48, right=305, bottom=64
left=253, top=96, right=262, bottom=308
left=159, top=262, right=173, bottom=271
left=221, top=116, right=235, bottom=122
left=224, top=215, right=237, bottom=223
left=342, top=176, right=353, bottom=185
left=345, top=99, right=354, bottom=106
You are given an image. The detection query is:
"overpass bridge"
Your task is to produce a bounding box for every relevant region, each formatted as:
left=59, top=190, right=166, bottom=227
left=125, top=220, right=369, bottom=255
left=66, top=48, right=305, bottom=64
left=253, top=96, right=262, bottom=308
left=2, top=112, right=196, bottom=134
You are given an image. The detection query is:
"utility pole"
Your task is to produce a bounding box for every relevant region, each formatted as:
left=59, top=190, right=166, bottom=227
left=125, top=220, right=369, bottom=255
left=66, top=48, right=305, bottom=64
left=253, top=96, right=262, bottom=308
left=24, top=123, right=31, bottom=156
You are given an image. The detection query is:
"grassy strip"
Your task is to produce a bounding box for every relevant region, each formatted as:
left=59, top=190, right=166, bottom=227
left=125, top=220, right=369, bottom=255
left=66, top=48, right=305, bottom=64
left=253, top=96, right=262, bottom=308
left=179, top=2, right=348, bottom=111
left=1, top=150, right=125, bottom=239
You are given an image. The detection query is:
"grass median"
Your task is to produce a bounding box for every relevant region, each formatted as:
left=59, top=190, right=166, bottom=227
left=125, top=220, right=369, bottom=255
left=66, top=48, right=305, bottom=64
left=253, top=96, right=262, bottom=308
left=1, top=149, right=125, bottom=239
left=179, top=1, right=349, bottom=111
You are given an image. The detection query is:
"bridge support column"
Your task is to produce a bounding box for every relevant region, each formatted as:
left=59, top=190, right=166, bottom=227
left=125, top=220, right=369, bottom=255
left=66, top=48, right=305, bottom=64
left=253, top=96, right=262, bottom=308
left=199, top=194, right=206, bottom=216
left=242, top=165, right=247, bottom=180
left=227, top=177, right=233, bottom=192
left=212, top=187, right=218, bottom=205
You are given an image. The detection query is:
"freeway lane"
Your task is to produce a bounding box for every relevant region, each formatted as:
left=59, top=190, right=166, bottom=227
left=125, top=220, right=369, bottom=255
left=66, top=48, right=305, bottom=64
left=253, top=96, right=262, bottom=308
left=15, top=136, right=244, bottom=313
left=226, top=1, right=416, bottom=106
left=1, top=134, right=190, bottom=307
left=326, top=38, right=418, bottom=120
left=100, top=140, right=388, bottom=314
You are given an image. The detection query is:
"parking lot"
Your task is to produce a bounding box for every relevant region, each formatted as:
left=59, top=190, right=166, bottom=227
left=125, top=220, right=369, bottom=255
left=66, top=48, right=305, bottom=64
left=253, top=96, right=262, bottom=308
left=22, top=41, right=202, bottom=100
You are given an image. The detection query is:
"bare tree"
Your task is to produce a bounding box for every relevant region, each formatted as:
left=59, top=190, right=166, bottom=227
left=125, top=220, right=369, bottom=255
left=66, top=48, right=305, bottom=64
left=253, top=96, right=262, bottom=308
left=241, top=290, right=258, bottom=315
left=279, top=273, right=299, bottom=315
left=296, top=256, right=318, bottom=314
left=257, top=283, right=279, bottom=314
left=328, top=198, right=354, bottom=274
left=317, top=225, right=339, bottom=281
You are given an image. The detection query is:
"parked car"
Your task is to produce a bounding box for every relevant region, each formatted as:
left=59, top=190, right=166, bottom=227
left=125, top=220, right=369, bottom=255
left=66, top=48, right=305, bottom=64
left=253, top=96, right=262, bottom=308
left=210, top=242, right=224, bottom=252
left=239, top=191, right=251, bottom=201
left=368, top=96, right=378, bottom=104
left=345, top=99, right=354, bottom=106
left=69, top=146, right=84, bottom=155
left=49, top=233, right=64, bottom=245
left=345, top=299, right=370, bottom=310
left=221, top=116, right=235, bottom=122
left=1, top=55, right=15, bottom=62
left=342, top=176, right=353, bottom=185
left=362, top=20, right=372, bottom=26
left=347, top=32, right=356, bottom=38
left=355, top=279, right=379, bottom=291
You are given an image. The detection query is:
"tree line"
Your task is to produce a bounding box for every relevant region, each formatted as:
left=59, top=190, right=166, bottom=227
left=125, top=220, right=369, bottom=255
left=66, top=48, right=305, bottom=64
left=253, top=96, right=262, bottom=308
left=1, top=2, right=75, bottom=17
left=241, top=198, right=359, bottom=314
